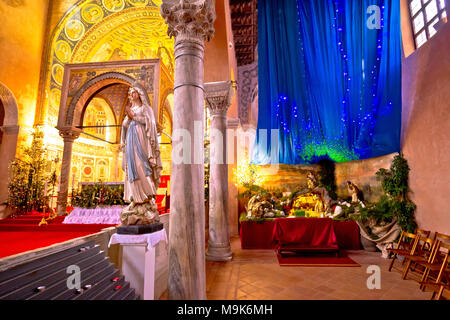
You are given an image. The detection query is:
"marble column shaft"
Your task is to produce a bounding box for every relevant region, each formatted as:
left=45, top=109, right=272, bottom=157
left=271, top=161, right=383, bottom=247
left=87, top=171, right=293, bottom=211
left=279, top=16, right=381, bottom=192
left=57, top=127, right=81, bottom=216
left=205, top=82, right=233, bottom=261
left=161, top=0, right=216, bottom=300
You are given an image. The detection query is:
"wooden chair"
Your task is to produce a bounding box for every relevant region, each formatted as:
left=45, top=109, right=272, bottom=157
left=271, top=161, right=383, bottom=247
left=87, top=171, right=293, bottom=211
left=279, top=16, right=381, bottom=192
left=420, top=281, right=450, bottom=300
left=416, top=228, right=431, bottom=238
left=401, top=236, right=437, bottom=280
left=409, top=229, right=432, bottom=272
left=387, top=231, right=419, bottom=272
left=418, top=241, right=450, bottom=291
left=434, top=232, right=450, bottom=245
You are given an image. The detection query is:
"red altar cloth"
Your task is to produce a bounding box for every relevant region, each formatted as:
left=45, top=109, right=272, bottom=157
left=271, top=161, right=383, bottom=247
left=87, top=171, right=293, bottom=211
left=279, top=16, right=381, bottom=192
left=240, top=221, right=276, bottom=249
left=272, top=218, right=338, bottom=252
left=333, top=220, right=362, bottom=250
left=240, top=219, right=361, bottom=250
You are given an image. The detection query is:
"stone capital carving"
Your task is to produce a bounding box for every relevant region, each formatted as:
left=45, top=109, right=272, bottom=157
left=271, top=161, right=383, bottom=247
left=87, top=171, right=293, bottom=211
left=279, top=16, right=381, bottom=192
left=57, top=126, right=81, bottom=142
left=160, top=0, right=216, bottom=44
left=205, top=81, right=233, bottom=117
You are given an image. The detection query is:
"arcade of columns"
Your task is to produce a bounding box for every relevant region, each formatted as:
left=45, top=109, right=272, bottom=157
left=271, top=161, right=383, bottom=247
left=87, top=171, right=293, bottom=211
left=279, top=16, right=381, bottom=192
left=54, top=0, right=234, bottom=300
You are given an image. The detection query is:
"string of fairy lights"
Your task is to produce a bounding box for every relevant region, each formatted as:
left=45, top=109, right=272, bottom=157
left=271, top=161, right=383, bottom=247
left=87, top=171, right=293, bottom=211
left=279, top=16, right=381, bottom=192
left=270, top=0, right=396, bottom=163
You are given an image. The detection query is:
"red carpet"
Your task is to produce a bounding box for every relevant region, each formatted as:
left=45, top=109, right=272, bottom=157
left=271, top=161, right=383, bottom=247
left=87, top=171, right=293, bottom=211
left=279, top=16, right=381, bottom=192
left=0, top=231, right=101, bottom=259
left=276, top=251, right=360, bottom=267
left=0, top=214, right=116, bottom=259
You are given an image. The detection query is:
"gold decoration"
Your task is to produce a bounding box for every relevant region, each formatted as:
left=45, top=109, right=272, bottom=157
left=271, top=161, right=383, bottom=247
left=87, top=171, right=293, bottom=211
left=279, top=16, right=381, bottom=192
left=102, top=0, right=126, bottom=12
left=127, top=0, right=149, bottom=6
left=54, top=40, right=72, bottom=63
left=64, top=19, right=86, bottom=41
left=50, top=88, right=61, bottom=108
left=51, top=64, right=64, bottom=86
left=81, top=4, right=104, bottom=24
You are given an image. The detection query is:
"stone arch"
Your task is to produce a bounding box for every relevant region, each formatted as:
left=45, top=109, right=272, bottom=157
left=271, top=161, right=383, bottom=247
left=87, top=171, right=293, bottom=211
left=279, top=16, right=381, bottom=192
left=61, top=72, right=149, bottom=128
left=159, top=88, right=173, bottom=126
left=0, top=82, right=19, bottom=127
left=0, top=82, right=19, bottom=212
left=38, top=1, right=173, bottom=126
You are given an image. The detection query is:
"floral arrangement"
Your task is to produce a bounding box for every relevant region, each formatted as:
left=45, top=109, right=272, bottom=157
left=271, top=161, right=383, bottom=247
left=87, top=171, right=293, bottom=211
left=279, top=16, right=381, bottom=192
left=71, top=183, right=126, bottom=209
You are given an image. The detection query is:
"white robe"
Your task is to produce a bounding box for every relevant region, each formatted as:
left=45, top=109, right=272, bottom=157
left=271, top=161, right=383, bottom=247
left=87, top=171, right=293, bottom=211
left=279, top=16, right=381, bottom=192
left=121, top=103, right=162, bottom=204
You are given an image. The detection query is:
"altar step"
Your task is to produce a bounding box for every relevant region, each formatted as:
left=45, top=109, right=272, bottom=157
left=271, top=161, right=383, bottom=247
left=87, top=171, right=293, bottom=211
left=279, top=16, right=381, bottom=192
left=0, top=241, right=139, bottom=300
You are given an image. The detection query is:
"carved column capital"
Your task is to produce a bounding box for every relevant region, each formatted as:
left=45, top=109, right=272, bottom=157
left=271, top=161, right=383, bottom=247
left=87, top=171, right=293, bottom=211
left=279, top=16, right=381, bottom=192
left=160, top=0, right=216, bottom=44
left=57, top=127, right=81, bottom=142
left=205, top=81, right=233, bottom=117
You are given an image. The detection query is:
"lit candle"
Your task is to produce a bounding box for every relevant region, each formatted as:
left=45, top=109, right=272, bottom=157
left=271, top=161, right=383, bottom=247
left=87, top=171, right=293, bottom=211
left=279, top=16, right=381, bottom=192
left=44, top=182, right=48, bottom=197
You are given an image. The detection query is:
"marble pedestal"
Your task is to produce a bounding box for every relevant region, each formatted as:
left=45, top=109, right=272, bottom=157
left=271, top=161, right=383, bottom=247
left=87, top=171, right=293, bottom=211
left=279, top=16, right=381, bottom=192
left=121, top=243, right=156, bottom=300
left=109, top=229, right=168, bottom=300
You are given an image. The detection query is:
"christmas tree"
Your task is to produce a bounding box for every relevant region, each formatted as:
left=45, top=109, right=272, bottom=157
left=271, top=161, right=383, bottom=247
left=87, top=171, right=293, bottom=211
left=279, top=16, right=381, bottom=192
left=7, top=129, right=54, bottom=214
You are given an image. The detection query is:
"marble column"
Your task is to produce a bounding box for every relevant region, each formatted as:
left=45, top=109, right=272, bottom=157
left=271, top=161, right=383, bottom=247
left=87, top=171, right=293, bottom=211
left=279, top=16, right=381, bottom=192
left=205, top=81, right=233, bottom=261
left=161, top=0, right=216, bottom=300
left=111, top=145, right=120, bottom=182
left=226, top=118, right=240, bottom=237
left=56, top=127, right=81, bottom=216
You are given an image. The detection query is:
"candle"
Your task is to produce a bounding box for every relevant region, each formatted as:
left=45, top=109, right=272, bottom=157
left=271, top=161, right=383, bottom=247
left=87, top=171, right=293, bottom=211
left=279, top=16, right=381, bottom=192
left=44, top=181, right=48, bottom=197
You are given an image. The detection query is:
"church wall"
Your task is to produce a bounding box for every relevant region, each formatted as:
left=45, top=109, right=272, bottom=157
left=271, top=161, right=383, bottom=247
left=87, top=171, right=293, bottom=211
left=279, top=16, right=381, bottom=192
left=0, top=0, right=50, bottom=151
left=401, top=22, right=450, bottom=234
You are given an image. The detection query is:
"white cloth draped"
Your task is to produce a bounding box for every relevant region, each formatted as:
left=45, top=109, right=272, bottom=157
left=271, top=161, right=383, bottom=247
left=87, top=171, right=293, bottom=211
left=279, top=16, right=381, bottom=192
left=63, top=206, right=124, bottom=225
left=108, top=229, right=168, bottom=250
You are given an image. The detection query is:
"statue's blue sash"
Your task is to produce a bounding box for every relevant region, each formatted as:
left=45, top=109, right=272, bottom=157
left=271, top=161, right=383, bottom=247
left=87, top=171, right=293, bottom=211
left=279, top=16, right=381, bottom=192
left=126, top=120, right=152, bottom=183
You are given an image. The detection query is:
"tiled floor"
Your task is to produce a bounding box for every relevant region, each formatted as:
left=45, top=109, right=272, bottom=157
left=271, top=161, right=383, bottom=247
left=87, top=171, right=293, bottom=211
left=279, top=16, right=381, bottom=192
left=207, top=237, right=432, bottom=300
left=163, top=236, right=433, bottom=300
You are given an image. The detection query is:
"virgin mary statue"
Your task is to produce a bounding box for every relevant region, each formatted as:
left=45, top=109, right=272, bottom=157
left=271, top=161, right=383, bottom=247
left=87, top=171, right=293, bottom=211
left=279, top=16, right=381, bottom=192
left=120, top=86, right=163, bottom=225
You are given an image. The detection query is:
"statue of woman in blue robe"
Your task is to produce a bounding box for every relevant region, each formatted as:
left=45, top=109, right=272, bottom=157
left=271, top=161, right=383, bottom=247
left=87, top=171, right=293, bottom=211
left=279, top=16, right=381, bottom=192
left=120, top=86, right=163, bottom=225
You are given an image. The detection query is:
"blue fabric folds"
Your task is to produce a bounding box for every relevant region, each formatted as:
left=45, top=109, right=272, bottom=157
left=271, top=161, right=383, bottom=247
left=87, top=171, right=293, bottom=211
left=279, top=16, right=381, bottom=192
left=126, top=121, right=152, bottom=183
left=253, top=0, right=401, bottom=164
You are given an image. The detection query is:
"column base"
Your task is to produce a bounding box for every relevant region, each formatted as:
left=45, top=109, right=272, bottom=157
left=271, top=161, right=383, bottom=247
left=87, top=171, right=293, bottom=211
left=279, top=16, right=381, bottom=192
left=206, top=241, right=232, bottom=261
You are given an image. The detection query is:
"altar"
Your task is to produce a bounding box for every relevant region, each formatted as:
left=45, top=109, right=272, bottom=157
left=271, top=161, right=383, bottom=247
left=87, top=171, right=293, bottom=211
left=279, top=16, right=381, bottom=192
left=240, top=218, right=361, bottom=251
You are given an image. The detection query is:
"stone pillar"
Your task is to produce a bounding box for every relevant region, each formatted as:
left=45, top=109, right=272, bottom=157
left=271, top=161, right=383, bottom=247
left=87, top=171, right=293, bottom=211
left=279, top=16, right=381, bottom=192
left=111, top=145, right=120, bottom=182
left=161, top=0, right=216, bottom=300
left=227, top=118, right=240, bottom=237
left=205, top=81, right=233, bottom=261
left=0, top=125, right=19, bottom=216
left=56, top=127, right=81, bottom=216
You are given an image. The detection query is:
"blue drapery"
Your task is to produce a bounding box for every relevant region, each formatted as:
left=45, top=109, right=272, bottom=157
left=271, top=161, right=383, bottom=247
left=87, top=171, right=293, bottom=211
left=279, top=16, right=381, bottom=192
left=253, top=0, right=401, bottom=165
